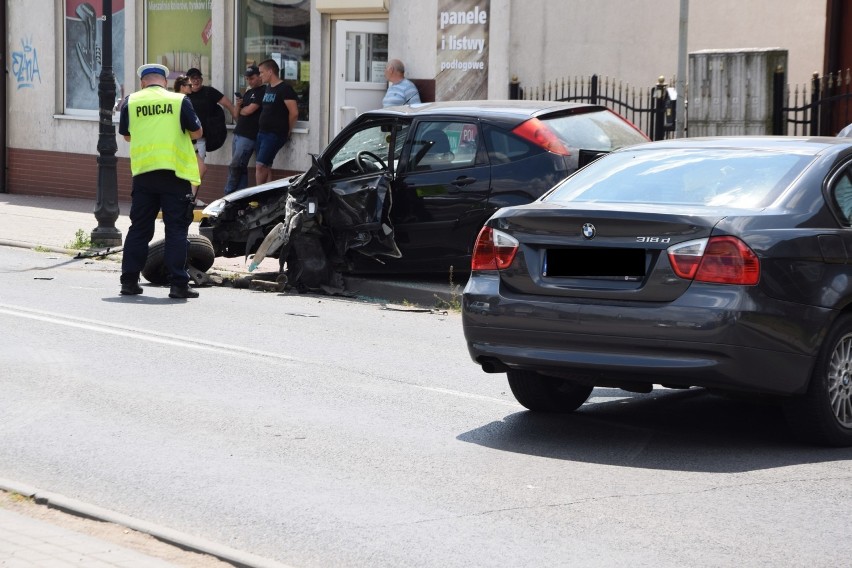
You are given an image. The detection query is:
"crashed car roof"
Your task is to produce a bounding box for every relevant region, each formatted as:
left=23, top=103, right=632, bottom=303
left=364, top=100, right=610, bottom=122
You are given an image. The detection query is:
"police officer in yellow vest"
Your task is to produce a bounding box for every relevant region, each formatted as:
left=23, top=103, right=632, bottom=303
left=119, top=63, right=203, bottom=299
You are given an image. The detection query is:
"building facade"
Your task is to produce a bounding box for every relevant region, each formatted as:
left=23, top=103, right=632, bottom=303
left=0, top=0, right=835, bottom=200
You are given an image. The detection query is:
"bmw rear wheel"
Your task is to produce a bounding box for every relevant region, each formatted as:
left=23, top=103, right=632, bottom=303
left=507, top=370, right=593, bottom=412
left=784, top=314, right=852, bottom=446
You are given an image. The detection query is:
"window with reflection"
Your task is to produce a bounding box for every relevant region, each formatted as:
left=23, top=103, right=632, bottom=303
left=65, top=1, right=126, bottom=115
left=236, top=0, right=310, bottom=122
left=832, top=166, right=852, bottom=223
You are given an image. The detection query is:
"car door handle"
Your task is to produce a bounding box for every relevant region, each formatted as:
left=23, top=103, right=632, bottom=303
left=451, top=176, right=477, bottom=187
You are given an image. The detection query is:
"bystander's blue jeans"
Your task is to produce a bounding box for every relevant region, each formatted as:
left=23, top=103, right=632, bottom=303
left=224, top=134, right=257, bottom=194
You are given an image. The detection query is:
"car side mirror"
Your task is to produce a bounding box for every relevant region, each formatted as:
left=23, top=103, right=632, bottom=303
left=310, top=153, right=328, bottom=179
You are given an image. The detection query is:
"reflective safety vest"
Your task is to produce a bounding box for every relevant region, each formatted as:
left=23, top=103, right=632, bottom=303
left=127, top=86, right=200, bottom=185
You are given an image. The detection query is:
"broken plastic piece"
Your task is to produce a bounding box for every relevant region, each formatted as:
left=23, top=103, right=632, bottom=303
left=248, top=221, right=287, bottom=271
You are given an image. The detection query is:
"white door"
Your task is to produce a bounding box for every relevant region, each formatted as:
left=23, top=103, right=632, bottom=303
left=332, top=20, right=389, bottom=138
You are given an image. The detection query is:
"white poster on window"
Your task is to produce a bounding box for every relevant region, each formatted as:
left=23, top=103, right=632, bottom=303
left=372, top=61, right=387, bottom=82
left=283, top=59, right=298, bottom=80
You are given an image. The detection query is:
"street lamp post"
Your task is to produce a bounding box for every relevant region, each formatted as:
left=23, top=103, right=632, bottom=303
left=91, top=0, right=122, bottom=246
left=675, top=0, right=689, bottom=139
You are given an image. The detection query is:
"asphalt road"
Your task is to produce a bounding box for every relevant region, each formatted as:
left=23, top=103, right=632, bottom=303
left=2, top=246, right=852, bottom=567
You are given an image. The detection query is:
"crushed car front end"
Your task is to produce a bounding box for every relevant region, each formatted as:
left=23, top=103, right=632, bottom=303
left=200, top=175, right=301, bottom=258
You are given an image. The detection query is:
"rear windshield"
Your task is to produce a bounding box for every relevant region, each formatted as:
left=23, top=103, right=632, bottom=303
left=543, top=109, right=648, bottom=151
left=544, top=147, right=814, bottom=208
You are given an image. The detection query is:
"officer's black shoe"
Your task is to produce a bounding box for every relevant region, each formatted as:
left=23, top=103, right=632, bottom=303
left=120, top=274, right=143, bottom=295
left=169, top=285, right=199, bottom=299
left=120, top=282, right=143, bottom=295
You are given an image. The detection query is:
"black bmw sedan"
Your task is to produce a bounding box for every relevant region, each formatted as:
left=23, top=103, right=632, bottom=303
left=462, top=136, right=852, bottom=446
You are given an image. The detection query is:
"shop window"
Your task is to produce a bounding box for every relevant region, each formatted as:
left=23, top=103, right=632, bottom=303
left=145, top=1, right=213, bottom=84
left=237, top=0, right=310, bottom=123
left=64, top=1, right=126, bottom=115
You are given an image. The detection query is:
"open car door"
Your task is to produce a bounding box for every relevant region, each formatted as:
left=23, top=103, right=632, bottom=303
left=319, top=119, right=410, bottom=262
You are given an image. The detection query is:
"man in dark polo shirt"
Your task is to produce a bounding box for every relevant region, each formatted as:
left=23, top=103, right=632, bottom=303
left=224, top=65, right=265, bottom=194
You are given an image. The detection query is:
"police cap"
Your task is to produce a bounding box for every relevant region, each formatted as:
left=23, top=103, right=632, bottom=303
left=137, top=64, right=168, bottom=79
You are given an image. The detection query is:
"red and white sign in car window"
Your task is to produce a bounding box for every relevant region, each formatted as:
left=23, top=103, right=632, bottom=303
left=461, top=123, right=478, bottom=144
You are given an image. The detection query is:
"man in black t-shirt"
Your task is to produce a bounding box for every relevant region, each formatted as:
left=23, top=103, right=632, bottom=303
left=255, top=59, right=299, bottom=185
left=224, top=65, right=265, bottom=194
left=186, top=67, right=238, bottom=183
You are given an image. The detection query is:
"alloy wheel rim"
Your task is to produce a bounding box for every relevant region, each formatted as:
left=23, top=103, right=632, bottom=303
left=828, top=333, right=852, bottom=428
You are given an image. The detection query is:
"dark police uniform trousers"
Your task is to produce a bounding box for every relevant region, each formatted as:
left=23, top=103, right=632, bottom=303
left=122, top=169, right=194, bottom=287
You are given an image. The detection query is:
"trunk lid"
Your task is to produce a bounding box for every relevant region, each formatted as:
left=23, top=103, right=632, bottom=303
left=493, top=203, right=736, bottom=302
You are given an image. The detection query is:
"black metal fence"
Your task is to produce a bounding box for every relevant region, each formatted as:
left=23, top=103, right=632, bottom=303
left=509, top=74, right=675, bottom=141
left=773, top=68, right=852, bottom=136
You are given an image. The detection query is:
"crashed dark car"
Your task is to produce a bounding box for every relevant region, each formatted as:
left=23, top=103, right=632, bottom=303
left=462, top=136, right=852, bottom=446
left=199, top=100, right=649, bottom=287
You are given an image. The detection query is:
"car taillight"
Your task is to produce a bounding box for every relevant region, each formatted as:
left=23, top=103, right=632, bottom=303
left=667, top=236, right=760, bottom=285
left=511, top=118, right=570, bottom=156
left=471, top=226, right=519, bottom=271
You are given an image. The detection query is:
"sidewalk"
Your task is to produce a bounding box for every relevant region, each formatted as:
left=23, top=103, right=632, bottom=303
left=0, top=507, right=178, bottom=567
left=0, top=193, right=278, bottom=274
left=0, top=480, right=291, bottom=568
left=0, top=192, right=458, bottom=307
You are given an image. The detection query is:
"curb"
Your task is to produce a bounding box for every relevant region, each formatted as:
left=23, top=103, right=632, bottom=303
left=0, top=239, right=77, bottom=255
left=0, top=478, right=295, bottom=568
left=343, top=275, right=460, bottom=309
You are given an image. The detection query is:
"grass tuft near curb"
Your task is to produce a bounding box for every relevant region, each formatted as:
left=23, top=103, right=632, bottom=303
left=434, top=266, right=462, bottom=311
left=65, top=229, right=92, bottom=250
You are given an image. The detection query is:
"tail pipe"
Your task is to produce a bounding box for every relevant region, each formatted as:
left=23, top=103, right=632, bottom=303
left=478, top=357, right=510, bottom=374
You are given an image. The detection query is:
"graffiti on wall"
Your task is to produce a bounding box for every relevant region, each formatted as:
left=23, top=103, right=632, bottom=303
left=12, top=36, right=42, bottom=90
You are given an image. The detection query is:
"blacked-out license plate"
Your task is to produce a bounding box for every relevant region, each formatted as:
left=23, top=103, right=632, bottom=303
left=544, top=247, right=646, bottom=281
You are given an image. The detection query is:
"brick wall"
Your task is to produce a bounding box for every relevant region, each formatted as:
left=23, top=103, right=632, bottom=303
left=6, top=148, right=295, bottom=201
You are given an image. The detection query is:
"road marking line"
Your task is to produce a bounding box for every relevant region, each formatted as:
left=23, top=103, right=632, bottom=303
left=2, top=303, right=638, bottom=410
left=0, top=303, right=301, bottom=364
left=409, top=384, right=522, bottom=407
left=0, top=303, right=520, bottom=408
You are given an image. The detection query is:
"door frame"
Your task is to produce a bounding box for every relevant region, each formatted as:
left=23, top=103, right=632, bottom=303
left=331, top=20, right=389, bottom=140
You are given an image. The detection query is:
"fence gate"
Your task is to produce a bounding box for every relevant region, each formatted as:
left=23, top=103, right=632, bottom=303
left=773, top=68, right=852, bottom=136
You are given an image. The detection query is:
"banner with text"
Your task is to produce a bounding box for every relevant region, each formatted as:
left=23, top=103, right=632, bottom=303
left=436, top=0, right=489, bottom=101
